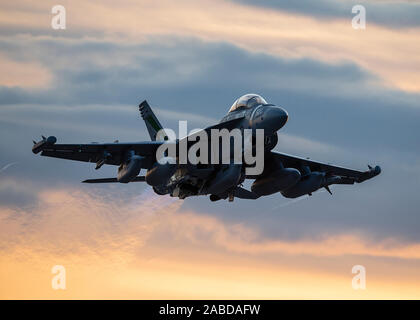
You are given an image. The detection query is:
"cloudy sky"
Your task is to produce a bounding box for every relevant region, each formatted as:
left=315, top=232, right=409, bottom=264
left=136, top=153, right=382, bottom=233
left=0, top=0, right=420, bottom=299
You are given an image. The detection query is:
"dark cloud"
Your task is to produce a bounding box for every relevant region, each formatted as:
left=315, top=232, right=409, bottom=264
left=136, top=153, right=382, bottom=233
left=0, top=36, right=418, bottom=154
left=232, top=0, right=420, bottom=28
left=0, top=36, right=419, bottom=243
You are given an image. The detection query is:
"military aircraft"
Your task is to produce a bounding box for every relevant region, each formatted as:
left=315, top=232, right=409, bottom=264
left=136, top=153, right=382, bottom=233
left=32, top=94, right=381, bottom=202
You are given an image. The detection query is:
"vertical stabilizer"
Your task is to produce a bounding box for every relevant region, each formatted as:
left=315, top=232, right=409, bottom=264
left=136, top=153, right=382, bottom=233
left=139, top=100, right=167, bottom=141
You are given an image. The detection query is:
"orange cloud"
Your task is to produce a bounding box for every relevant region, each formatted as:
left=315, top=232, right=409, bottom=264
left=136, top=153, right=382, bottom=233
left=2, top=0, right=419, bottom=91
left=1, top=187, right=420, bottom=299
left=0, top=54, right=51, bottom=88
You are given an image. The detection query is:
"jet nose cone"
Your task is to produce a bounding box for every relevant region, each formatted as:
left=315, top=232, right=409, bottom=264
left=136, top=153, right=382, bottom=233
left=265, top=106, right=288, bottom=131
left=278, top=107, right=288, bottom=128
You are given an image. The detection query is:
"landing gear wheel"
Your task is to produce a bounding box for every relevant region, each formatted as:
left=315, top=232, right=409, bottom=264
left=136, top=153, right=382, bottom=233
left=210, top=194, right=221, bottom=202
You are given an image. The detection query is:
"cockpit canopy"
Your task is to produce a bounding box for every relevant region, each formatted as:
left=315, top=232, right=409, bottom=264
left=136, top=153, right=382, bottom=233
left=229, top=94, right=267, bottom=113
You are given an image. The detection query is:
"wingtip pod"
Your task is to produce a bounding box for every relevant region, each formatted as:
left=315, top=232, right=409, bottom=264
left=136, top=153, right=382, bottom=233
left=32, top=136, right=57, bottom=154
left=357, top=165, right=381, bottom=183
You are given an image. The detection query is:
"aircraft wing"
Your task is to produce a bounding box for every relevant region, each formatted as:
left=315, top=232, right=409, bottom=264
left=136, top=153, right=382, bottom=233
left=269, top=150, right=381, bottom=183
left=34, top=114, right=245, bottom=169
left=33, top=136, right=163, bottom=168
left=204, top=114, right=246, bottom=132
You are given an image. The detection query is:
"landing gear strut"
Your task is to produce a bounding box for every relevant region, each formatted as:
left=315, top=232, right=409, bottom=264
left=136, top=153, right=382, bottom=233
left=228, top=193, right=234, bottom=202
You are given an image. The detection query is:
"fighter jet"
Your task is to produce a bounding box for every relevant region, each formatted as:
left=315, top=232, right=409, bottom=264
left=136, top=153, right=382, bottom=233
left=32, top=94, right=381, bottom=201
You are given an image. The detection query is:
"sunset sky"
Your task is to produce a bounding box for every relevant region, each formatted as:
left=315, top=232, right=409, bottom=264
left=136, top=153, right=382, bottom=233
left=0, top=0, right=420, bottom=299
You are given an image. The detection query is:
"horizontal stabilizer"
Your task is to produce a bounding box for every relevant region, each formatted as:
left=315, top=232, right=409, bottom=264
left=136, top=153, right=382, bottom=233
left=82, top=176, right=146, bottom=183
